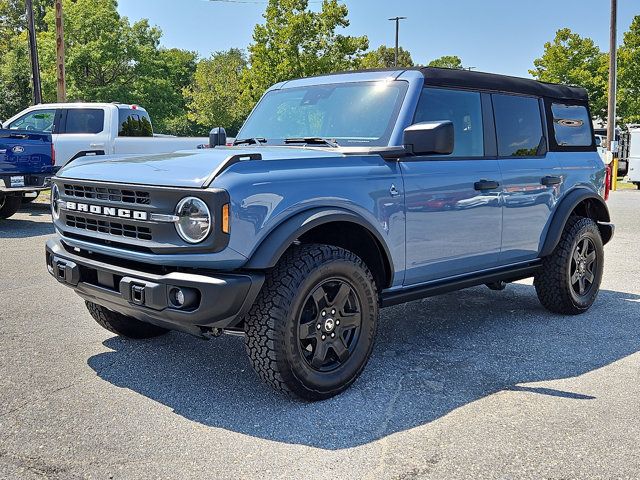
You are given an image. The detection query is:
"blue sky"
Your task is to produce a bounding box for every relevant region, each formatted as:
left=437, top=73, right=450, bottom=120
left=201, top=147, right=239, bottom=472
left=118, top=0, right=637, bottom=78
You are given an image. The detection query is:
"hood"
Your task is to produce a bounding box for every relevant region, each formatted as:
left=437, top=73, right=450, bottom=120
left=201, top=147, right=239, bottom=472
left=57, top=146, right=343, bottom=188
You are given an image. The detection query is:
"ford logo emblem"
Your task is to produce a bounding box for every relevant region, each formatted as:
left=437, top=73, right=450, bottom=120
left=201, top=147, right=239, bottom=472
left=12, top=146, right=25, bottom=153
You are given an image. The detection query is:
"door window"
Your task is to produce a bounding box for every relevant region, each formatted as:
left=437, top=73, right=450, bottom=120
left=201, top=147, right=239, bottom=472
left=118, top=109, right=153, bottom=137
left=63, top=109, right=105, bottom=134
left=551, top=103, right=592, bottom=147
left=8, top=109, right=56, bottom=132
left=493, top=95, right=544, bottom=157
left=413, top=88, right=484, bottom=157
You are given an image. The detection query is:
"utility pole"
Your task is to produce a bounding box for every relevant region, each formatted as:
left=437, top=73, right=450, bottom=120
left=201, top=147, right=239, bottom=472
left=606, top=0, right=617, bottom=152
left=25, top=0, right=42, bottom=104
left=55, top=0, right=66, bottom=102
left=388, top=16, right=407, bottom=67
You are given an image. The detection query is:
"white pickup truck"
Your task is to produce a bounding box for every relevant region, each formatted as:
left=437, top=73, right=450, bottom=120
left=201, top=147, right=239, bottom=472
left=628, top=127, right=640, bottom=189
left=2, top=103, right=209, bottom=168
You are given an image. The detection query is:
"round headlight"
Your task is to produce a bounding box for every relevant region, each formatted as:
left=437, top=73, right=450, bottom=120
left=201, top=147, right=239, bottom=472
left=51, top=184, right=60, bottom=220
left=175, top=197, right=211, bottom=244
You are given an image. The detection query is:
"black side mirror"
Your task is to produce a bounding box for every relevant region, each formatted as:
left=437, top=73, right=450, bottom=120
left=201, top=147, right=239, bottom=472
left=209, top=127, right=227, bottom=147
left=403, top=121, right=454, bottom=156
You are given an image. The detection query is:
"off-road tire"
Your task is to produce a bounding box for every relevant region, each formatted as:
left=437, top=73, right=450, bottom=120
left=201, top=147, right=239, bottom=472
left=86, top=301, right=169, bottom=339
left=0, top=195, right=22, bottom=219
left=244, top=244, right=379, bottom=401
left=534, top=216, right=604, bottom=314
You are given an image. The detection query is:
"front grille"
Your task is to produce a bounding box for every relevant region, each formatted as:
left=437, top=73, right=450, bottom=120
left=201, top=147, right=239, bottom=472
left=66, top=215, right=153, bottom=241
left=63, top=183, right=150, bottom=205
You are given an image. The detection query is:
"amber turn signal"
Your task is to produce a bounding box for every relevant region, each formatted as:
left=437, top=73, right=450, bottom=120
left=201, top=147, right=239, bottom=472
left=221, top=203, right=230, bottom=233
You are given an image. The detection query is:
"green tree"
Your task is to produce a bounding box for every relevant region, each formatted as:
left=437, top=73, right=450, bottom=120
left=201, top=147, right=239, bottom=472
left=360, top=45, right=413, bottom=69
left=185, top=49, right=248, bottom=136
left=427, top=55, right=464, bottom=69
left=242, top=0, right=368, bottom=106
left=0, top=35, right=33, bottom=121
left=618, top=16, right=640, bottom=125
left=530, top=28, right=608, bottom=119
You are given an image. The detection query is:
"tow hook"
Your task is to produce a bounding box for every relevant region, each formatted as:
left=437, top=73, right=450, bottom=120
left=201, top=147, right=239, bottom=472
left=200, top=327, right=223, bottom=339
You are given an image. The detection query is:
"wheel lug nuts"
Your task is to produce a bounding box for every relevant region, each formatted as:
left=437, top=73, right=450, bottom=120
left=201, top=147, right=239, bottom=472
left=321, top=311, right=326, bottom=317
left=336, top=320, right=340, bottom=325
left=331, top=309, right=336, bottom=315
left=321, top=335, right=326, bottom=340
left=331, top=332, right=335, bottom=338
left=316, top=324, right=321, bottom=330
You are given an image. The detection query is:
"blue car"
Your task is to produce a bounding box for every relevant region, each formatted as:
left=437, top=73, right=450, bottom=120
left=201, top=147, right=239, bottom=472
left=46, top=68, right=613, bottom=400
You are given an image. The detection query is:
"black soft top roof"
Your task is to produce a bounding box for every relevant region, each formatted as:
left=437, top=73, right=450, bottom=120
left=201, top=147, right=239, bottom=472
left=419, top=67, right=588, bottom=102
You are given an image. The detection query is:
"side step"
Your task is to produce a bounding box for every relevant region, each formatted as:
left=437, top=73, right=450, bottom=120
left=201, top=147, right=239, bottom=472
left=381, top=262, right=542, bottom=307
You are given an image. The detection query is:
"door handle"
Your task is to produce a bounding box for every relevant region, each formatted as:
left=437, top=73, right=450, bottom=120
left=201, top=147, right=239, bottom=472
left=474, top=179, right=500, bottom=191
left=541, top=175, right=562, bottom=186
left=90, top=143, right=105, bottom=149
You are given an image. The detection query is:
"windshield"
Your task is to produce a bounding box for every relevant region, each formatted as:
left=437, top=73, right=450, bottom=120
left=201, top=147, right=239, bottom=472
left=237, top=80, right=409, bottom=147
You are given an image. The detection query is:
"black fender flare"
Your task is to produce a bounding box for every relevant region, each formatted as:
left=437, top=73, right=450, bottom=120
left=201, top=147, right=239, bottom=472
left=540, top=188, right=612, bottom=257
left=244, top=207, right=394, bottom=274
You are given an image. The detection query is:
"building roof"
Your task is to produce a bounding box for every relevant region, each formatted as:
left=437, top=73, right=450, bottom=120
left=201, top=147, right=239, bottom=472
left=419, top=67, right=588, bottom=102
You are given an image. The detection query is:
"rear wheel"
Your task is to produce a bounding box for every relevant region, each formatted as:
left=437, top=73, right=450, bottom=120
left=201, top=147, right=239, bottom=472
left=244, top=244, right=378, bottom=400
left=534, top=217, right=604, bottom=314
left=85, top=301, right=169, bottom=339
left=0, top=195, right=22, bottom=219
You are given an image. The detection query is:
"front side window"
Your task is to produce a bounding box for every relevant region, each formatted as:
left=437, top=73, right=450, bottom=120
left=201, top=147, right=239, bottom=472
left=551, top=103, right=592, bottom=147
left=64, top=109, right=105, bottom=134
left=8, top=109, right=56, bottom=132
left=237, top=81, right=409, bottom=146
left=413, top=88, right=484, bottom=157
left=493, top=94, right=544, bottom=157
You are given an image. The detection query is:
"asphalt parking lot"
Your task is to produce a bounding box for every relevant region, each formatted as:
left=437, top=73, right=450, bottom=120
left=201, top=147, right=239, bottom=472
left=1, top=190, right=639, bottom=479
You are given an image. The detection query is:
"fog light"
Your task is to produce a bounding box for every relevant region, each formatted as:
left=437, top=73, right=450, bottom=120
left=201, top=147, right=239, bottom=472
left=168, top=287, right=198, bottom=309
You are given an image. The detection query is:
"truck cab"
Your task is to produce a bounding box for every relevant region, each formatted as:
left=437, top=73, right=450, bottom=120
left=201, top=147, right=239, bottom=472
left=46, top=68, right=613, bottom=400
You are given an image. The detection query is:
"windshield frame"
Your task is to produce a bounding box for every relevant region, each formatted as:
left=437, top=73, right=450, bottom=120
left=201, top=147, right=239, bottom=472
left=236, top=80, right=410, bottom=148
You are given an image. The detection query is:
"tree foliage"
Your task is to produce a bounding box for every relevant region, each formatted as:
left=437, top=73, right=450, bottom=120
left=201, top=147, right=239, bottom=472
left=242, top=0, right=368, bottom=105
left=360, top=45, right=413, bottom=69
left=185, top=49, right=248, bottom=136
left=618, top=16, right=640, bottom=125
left=530, top=28, right=608, bottom=119
left=427, top=55, right=464, bottom=69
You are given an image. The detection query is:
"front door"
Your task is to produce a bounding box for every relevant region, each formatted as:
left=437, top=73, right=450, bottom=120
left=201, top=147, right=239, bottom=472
left=402, top=87, right=503, bottom=286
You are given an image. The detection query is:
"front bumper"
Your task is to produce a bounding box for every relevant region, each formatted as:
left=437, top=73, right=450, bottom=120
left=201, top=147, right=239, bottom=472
left=0, top=173, right=53, bottom=193
left=45, top=237, right=264, bottom=337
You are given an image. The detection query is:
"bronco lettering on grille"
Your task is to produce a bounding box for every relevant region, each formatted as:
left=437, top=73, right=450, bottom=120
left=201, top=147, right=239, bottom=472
left=64, top=201, right=149, bottom=220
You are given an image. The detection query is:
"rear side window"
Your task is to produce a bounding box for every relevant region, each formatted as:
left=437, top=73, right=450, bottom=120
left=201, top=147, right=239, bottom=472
left=413, top=88, right=484, bottom=157
left=8, top=109, right=56, bottom=132
left=118, top=109, right=153, bottom=137
left=493, top=95, right=544, bottom=157
left=64, top=109, right=104, bottom=134
left=551, top=104, right=592, bottom=147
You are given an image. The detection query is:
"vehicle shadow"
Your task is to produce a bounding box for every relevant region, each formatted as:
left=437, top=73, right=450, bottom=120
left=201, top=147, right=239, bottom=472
left=0, top=205, right=54, bottom=238
left=87, top=284, right=640, bottom=450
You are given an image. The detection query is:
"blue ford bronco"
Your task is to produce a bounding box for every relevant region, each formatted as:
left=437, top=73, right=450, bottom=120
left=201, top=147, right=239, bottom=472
left=46, top=68, right=613, bottom=400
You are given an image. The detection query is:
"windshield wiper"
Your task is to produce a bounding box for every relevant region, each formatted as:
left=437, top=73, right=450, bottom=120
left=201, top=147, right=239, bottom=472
left=284, top=137, right=339, bottom=148
left=233, top=137, right=267, bottom=146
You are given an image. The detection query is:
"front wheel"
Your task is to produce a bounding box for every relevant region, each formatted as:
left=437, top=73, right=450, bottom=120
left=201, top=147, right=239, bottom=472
left=534, top=217, right=604, bottom=314
left=244, top=244, right=379, bottom=400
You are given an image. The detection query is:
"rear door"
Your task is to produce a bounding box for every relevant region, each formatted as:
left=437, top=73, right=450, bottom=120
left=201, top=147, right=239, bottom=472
left=492, top=94, right=562, bottom=264
left=56, top=108, right=108, bottom=166
left=401, top=87, right=503, bottom=285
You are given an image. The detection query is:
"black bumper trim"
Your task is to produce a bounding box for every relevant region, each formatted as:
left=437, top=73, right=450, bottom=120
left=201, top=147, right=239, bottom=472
left=45, top=238, right=264, bottom=336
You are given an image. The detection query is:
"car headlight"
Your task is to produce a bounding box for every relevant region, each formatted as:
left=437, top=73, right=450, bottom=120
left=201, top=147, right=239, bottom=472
left=51, top=184, right=60, bottom=220
left=175, top=197, right=211, bottom=244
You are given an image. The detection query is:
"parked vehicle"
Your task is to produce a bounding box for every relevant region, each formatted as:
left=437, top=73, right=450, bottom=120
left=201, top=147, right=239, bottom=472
left=628, top=127, right=640, bottom=188
left=46, top=68, right=613, bottom=400
left=0, top=129, right=54, bottom=219
left=3, top=103, right=209, bottom=168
